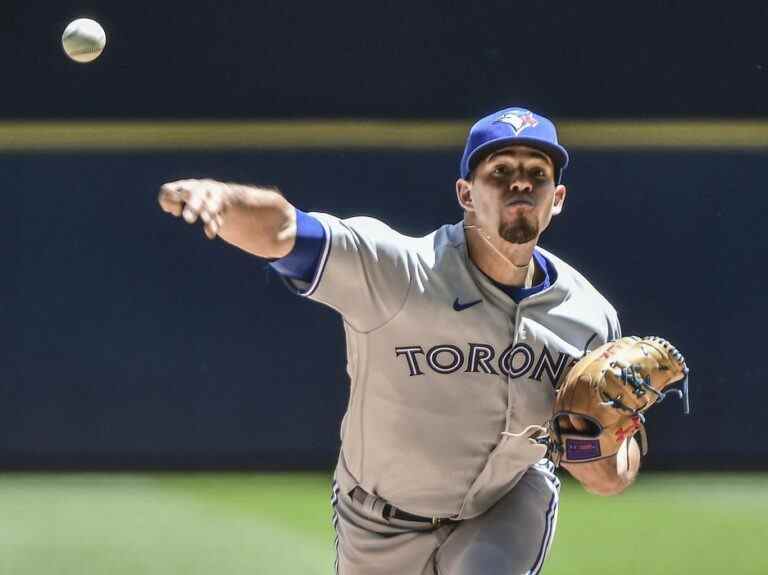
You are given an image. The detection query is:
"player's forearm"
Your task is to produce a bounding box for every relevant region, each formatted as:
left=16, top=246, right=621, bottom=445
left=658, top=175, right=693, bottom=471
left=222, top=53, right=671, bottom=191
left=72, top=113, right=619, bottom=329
left=158, top=179, right=297, bottom=259
left=216, top=184, right=297, bottom=258
left=561, top=437, right=640, bottom=496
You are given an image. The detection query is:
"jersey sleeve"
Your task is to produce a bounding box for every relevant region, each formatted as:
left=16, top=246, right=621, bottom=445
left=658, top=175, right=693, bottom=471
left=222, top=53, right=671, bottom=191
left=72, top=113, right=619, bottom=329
left=279, top=212, right=413, bottom=332
left=268, top=210, right=327, bottom=282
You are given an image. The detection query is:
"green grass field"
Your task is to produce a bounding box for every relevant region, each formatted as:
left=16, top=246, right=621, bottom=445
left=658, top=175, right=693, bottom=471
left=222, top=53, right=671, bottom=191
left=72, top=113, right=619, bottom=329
left=0, top=472, right=765, bottom=574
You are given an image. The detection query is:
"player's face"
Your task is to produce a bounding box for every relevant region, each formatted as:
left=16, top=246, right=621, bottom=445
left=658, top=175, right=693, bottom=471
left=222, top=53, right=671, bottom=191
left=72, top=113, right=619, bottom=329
left=457, top=146, right=566, bottom=245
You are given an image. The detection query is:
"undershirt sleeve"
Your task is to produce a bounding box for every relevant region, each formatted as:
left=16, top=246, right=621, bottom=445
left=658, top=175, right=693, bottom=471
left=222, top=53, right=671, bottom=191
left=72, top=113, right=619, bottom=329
left=268, top=210, right=327, bottom=283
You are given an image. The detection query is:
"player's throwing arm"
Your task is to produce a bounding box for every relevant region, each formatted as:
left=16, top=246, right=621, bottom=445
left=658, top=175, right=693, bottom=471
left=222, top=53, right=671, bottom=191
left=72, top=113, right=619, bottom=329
left=158, top=179, right=297, bottom=258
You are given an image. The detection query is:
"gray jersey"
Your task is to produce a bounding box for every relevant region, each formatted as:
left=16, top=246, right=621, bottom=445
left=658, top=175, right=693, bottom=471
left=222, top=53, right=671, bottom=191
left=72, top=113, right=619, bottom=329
left=290, top=214, right=619, bottom=520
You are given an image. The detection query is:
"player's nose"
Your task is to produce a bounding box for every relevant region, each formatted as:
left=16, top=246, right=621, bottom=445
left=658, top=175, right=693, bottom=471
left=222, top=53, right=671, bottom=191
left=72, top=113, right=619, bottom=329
left=509, top=178, right=534, bottom=194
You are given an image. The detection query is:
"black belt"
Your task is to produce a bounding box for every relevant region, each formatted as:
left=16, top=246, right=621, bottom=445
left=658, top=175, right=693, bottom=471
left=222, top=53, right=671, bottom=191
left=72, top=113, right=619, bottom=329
left=350, top=486, right=459, bottom=528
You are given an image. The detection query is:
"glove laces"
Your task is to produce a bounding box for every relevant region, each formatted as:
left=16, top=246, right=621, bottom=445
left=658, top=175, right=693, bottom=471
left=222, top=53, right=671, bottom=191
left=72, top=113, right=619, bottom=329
left=501, top=424, right=548, bottom=439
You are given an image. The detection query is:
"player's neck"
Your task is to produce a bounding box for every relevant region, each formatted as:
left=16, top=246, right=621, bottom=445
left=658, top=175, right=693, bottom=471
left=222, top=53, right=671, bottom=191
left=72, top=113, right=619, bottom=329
left=464, top=224, right=538, bottom=287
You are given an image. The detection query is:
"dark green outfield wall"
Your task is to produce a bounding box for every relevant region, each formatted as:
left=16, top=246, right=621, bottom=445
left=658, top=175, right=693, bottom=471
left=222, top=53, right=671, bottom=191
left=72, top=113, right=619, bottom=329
left=4, top=2, right=767, bottom=119
left=2, top=148, right=765, bottom=469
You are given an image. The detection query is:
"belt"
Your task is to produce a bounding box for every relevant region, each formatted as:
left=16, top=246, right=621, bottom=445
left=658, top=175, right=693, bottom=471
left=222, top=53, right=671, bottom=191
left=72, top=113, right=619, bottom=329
left=350, top=486, right=459, bottom=528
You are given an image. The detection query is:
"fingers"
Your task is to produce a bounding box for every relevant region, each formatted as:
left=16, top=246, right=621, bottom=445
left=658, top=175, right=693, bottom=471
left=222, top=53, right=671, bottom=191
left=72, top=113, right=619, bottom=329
left=158, top=179, right=227, bottom=239
left=568, top=414, right=591, bottom=432
left=203, top=213, right=223, bottom=239
left=182, top=192, right=204, bottom=223
left=556, top=414, right=575, bottom=432
left=197, top=192, right=225, bottom=238
left=557, top=414, right=591, bottom=433
left=158, top=182, right=188, bottom=217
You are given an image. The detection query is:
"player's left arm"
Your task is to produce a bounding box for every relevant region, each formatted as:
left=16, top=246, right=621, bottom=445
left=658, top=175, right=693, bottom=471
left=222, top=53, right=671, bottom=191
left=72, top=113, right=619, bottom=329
left=560, top=423, right=641, bottom=496
left=560, top=309, right=640, bottom=496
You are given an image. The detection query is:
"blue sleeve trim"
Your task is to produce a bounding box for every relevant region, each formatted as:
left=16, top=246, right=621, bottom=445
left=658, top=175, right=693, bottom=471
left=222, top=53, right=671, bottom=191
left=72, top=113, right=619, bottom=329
left=269, top=210, right=326, bottom=283
left=286, top=216, right=332, bottom=297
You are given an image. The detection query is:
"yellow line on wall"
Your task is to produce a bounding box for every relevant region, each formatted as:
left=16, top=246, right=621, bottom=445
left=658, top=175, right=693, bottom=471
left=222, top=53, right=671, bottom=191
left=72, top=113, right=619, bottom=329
left=0, top=121, right=465, bottom=151
left=0, top=119, right=766, bottom=151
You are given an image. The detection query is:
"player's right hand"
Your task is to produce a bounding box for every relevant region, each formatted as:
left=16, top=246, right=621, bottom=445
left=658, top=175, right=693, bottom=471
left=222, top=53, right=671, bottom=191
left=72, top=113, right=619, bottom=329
left=158, top=179, right=229, bottom=239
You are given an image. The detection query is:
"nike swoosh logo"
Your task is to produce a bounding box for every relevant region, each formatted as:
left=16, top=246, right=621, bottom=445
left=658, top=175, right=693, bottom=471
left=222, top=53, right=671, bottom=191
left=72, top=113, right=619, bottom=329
left=453, top=298, right=482, bottom=311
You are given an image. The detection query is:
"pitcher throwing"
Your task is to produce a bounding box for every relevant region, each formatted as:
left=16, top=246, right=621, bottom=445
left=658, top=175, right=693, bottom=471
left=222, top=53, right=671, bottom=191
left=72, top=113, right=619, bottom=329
left=158, top=107, right=689, bottom=574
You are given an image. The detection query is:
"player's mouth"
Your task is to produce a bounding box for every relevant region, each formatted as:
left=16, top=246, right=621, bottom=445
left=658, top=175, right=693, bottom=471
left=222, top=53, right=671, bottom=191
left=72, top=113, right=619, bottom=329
left=504, top=198, right=535, bottom=208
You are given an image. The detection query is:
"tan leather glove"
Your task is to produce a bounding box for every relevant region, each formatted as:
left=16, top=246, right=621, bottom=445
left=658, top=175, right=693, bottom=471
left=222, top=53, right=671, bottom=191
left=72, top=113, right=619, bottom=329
left=548, top=336, right=690, bottom=465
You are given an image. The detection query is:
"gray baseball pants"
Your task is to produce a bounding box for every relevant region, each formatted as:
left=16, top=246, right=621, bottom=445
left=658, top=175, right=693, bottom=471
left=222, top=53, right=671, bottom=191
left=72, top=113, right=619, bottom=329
left=330, top=462, right=560, bottom=575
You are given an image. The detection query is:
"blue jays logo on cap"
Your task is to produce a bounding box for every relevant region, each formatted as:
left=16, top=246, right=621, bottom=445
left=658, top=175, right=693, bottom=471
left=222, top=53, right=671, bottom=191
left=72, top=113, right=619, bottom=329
left=494, top=109, right=539, bottom=135
left=459, top=106, right=570, bottom=182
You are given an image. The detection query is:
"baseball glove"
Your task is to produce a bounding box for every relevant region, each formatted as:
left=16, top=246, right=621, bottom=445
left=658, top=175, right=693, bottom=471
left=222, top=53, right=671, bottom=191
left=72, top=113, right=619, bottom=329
left=548, top=336, right=689, bottom=465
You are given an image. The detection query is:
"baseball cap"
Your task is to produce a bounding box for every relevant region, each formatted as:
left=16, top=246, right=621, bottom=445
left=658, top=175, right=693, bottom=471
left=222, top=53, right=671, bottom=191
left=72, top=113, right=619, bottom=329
left=459, top=107, right=569, bottom=183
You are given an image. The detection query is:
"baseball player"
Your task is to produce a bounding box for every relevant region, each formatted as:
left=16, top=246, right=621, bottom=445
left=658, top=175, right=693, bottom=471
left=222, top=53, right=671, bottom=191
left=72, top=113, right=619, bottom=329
left=158, top=107, right=641, bottom=574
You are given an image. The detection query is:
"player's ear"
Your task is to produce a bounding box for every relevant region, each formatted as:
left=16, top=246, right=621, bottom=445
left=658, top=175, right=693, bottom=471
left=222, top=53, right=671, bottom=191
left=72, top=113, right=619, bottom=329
left=456, top=179, right=474, bottom=212
left=551, top=184, right=567, bottom=216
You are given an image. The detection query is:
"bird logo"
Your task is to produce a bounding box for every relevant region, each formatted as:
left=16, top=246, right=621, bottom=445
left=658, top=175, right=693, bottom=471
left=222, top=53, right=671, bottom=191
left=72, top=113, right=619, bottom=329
left=495, top=110, right=539, bottom=135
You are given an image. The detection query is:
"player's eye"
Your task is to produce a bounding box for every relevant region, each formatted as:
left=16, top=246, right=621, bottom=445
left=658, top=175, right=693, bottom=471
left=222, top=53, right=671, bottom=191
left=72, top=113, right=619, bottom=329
left=531, top=167, right=549, bottom=180
left=492, top=165, right=508, bottom=176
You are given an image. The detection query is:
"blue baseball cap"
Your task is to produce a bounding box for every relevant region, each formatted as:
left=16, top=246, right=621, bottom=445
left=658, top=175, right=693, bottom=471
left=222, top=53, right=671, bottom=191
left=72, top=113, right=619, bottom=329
left=459, top=107, right=569, bottom=183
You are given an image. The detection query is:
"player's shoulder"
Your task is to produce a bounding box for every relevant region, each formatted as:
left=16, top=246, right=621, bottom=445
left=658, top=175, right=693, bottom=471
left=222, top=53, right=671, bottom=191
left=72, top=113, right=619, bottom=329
left=312, top=212, right=407, bottom=240
left=539, top=246, right=619, bottom=319
left=310, top=212, right=446, bottom=254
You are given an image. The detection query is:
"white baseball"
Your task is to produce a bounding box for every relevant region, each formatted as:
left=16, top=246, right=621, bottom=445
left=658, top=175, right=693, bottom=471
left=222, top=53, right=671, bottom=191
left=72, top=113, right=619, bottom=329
left=62, top=18, right=106, bottom=63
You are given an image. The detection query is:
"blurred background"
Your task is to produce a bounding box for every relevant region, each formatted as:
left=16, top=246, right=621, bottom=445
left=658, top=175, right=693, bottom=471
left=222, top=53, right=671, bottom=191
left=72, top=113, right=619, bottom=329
left=2, top=1, right=767, bottom=574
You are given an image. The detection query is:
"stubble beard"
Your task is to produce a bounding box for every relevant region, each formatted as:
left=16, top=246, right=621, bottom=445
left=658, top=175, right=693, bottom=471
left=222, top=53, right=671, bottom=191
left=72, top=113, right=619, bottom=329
left=499, top=212, right=539, bottom=244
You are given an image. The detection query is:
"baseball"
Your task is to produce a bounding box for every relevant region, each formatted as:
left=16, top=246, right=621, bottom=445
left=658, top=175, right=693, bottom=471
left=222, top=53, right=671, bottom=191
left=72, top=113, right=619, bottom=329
left=62, top=18, right=106, bottom=63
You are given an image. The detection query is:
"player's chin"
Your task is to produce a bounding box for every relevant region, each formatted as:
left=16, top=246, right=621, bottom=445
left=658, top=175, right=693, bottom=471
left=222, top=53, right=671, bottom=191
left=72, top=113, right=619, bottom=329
left=499, top=217, right=539, bottom=244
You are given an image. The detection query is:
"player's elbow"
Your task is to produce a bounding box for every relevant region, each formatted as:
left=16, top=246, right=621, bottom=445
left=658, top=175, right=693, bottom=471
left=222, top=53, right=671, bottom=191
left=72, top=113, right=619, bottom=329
left=580, top=465, right=638, bottom=496
left=582, top=474, right=633, bottom=496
